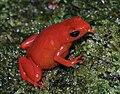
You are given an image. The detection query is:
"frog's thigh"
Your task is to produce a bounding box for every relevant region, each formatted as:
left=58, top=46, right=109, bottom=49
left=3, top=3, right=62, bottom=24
left=18, top=56, right=42, bottom=83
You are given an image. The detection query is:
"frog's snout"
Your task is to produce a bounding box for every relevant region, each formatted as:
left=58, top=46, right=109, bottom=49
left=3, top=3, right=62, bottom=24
left=88, top=28, right=94, bottom=34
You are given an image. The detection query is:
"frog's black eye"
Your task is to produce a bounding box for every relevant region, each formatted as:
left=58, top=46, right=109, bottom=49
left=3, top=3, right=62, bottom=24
left=70, top=30, right=80, bottom=37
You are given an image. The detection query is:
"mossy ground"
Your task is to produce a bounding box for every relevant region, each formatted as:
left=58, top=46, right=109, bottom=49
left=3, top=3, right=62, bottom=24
left=0, top=0, right=120, bottom=94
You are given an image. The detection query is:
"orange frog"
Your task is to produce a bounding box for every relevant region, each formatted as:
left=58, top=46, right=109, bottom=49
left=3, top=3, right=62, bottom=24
left=18, top=16, right=94, bottom=88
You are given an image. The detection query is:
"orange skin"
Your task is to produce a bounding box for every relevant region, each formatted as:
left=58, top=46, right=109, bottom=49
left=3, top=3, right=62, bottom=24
left=18, top=16, right=94, bottom=88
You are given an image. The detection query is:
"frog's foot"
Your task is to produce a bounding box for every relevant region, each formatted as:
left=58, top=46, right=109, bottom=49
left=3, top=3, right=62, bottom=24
left=73, top=53, right=84, bottom=61
left=70, top=54, right=84, bottom=64
left=54, top=53, right=84, bottom=67
left=18, top=56, right=46, bottom=88
left=70, top=53, right=84, bottom=61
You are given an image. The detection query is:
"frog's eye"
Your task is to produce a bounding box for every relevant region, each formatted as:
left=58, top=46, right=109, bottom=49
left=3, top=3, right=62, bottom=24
left=70, top=30, right=80, bottom=37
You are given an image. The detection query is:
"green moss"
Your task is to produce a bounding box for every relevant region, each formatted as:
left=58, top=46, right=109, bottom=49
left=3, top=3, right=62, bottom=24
left=0, top=0, right=120, bottom=94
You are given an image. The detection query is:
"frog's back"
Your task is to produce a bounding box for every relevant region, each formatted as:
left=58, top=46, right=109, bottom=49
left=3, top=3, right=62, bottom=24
left=27, top=24, right=63, bottom=69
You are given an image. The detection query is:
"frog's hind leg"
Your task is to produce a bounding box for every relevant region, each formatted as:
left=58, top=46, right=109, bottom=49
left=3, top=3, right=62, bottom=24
left=18, top=56, right=46, bottom=88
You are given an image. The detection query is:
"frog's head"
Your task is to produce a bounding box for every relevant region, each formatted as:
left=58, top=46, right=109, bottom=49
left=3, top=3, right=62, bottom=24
left=61, top=16, right=94, bottom=43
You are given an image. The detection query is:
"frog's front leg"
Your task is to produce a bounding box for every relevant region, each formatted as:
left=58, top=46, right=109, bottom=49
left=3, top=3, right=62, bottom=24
left=54, top=44, right=84, bottom=67
left=18, top=56, right=46, bottom=88
left=21, top=34, right=38, bottom=49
